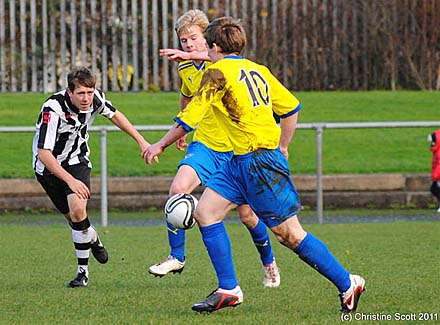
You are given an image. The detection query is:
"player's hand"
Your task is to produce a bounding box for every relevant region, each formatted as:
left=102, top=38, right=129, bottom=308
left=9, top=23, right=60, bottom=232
left=142, top=143, right=164, bottom=165
left=139, top=142, right=159, bottom=163
left=68, top=179, right=90, bottom=200
left=159, top=49, right=189, bottom=62
left=279, top=146, right=289, bottom=160
left=175, top=134, right=188, bottom=151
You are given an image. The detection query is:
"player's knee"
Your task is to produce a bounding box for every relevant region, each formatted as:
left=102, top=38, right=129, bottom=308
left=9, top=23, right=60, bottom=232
left=271, top=222, right=306, bottom=250
left=239, top=212, right=258, bottom=228
left=275, top=233, right=303, bottom=250
left=68, top=207, right=87, bottom=222
left=169, top=183, right=188, bottom=196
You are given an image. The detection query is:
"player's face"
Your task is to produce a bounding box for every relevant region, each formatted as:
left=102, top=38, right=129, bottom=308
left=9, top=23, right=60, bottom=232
left=179, top=25, right=207, bottom=53
left=68, top=84, right=95, bottom=111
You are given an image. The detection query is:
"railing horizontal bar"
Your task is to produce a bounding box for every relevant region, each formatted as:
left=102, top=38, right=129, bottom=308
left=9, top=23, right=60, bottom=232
left=2, top=121, right=440, bottom=133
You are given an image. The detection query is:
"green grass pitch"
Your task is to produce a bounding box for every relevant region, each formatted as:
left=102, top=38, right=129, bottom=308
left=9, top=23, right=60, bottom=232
left=0, top=220, right=438, bottom=324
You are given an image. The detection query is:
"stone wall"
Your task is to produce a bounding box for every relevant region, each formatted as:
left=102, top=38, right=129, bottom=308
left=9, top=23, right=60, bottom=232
left=0, top=173, right=435, bottom=212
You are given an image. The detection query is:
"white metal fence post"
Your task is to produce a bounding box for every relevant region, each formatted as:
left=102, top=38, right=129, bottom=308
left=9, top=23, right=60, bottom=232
left=315, top=125, right=324, bottom=224
left=100, top=127, right=108, bottom=227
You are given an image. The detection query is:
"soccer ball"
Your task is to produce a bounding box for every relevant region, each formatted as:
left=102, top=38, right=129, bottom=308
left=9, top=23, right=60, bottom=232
left=165, top=193, right=198, bottom=230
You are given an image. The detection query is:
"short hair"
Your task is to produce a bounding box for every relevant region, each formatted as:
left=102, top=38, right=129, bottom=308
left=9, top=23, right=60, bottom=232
left=175, top=9, right=209, bottom=36
left=205, top=17, right=246, bottom=55
left=67, top=66, right=96, bottom=92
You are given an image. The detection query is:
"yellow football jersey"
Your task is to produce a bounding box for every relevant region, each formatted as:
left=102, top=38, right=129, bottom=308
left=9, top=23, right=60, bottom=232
left=176, top=56, right=302, bottom=155
left=178, top=60, right=232, bottom=152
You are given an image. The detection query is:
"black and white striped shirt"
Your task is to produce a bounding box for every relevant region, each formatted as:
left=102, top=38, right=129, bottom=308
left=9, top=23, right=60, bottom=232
left=32, top=89, right=116, bottom=175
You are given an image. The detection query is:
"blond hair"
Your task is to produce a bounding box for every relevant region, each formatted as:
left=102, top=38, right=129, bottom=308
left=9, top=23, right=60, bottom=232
left=175, top=9, right=209, bottom=36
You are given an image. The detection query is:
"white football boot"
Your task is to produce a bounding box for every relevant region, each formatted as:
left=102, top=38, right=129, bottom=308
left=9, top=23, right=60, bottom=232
left=339, top=274, right=366, bottom=313
left=148, top=255, right=185, bottom=277
left=263, top=259, right=281, bottom=288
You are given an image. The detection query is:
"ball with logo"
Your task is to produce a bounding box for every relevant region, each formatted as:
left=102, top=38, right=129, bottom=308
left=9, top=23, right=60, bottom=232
left=165, top=193, right=198, bottom=230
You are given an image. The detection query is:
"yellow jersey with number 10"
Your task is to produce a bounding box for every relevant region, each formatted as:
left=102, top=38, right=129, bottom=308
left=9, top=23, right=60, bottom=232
left=177, top=60, right=232, bottom=152
left=176, top=56, right=302, bottom=155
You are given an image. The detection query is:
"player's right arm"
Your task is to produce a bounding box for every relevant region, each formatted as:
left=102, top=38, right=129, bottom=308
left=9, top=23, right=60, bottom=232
left=175, top=95, right=192, bottom=150
left=37, top=149, right=90, bottom=200
left=160, top=48, right=210, bottom=62
left=142, top=123, right=188, bottom=165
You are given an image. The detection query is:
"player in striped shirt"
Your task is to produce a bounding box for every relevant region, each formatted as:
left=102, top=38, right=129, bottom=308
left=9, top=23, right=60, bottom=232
left=149, top=10, right=280, bottom=288
left=33, top=66, right=153, bottom=288
left=144, top=17, right=366, bottom=314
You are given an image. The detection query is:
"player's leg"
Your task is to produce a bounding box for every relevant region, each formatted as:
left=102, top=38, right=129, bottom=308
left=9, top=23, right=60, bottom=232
left=271, top=218, right=365, bottom=312
left=248, top=148, right=365, bottom=312
left=66, top=194, right=92, bottom=287
left=191, top=187, right=243, bottom=313
left=430, top=181, right=440, bottom=212
left=36, top=169, right=105, bottom=287
left=237, top=205, right=280, bottom=287
left=149, top=164, right=201, bottom=276
left=64, top=165, right=107, bottom=287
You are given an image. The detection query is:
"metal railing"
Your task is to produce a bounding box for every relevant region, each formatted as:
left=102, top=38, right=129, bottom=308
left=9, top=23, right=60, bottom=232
left=2, top=121, right=440, bottom=225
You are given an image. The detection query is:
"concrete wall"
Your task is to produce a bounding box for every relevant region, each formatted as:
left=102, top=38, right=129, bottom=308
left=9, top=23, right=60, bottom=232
left=0, top=173, right=435, bottom=212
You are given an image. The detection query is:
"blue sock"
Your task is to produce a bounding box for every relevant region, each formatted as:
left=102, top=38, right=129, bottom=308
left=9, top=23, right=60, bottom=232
left=200, top=222, right=237, bottom=290
left=167, top=222, right=185, bottom=263
left=294, top=233, right=351, bottom=292
left=247, top=220, right=274, bottom=265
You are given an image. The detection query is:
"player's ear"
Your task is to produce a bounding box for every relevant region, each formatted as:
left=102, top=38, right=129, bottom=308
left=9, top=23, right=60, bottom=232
left=213, top=43, right=222, bottom=53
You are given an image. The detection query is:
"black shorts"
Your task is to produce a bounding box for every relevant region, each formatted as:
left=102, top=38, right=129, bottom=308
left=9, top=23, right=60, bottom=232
left=36, top=164, right=91, bottom=214
left=430, top=181, right=440, bottom=200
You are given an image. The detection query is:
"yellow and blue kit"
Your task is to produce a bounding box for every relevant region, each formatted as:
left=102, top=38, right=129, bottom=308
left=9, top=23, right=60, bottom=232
left=176, top=56, right=301, bottom=155
left=175, top=55, right=302, bottom=225
left=176, top=60, right=233, bottom=186
left=188, top=56, right=353, bottom=299
left=177, top=60, right=232, bottom=153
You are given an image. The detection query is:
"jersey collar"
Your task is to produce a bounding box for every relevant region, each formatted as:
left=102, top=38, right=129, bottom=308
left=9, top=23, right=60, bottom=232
left=224, top=55, right=243, bottom=59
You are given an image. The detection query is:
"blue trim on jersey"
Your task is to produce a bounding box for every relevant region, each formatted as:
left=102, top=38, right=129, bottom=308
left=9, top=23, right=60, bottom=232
left=178, top=61, right=206, bottom=71
left=224, top=55, right=243, bottom=60
left=174, top=117, right=194, bottom=132
left=180, top=92, right=192, bottom=99
left=178, top=61, right=193, bottom=71
left=279, top=103, right=302, bottom=119
left=193, top=61, right=206, bottom=71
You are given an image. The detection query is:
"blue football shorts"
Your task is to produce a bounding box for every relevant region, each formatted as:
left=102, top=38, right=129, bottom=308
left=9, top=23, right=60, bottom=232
left=207, top=148, right=302, bottom=228
left=177, top=141, right=233, bottom=186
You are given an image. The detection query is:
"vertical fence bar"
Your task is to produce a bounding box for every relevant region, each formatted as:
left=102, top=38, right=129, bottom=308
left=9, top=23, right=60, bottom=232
left=100, top=127, right=108, bottom=227
left=131, top=0, right=139, bottom=91
left=100, top=0, right=108, bottom=92
left=20, top=0, right=27, bottom=91
left=60, top=0, right=67, bottom=88
left=70, top=1, right=77, bottom=68
left=316, top=125, right=324, bottom=224
left=141, top=0, right=149, bottom=91
left=0, top=0, right=6, bottom=92
left=9, top=0, right=17, bottom=92
left=30, top=0, right=37, bottom=92
left=41, top=0, right=48, bottom=92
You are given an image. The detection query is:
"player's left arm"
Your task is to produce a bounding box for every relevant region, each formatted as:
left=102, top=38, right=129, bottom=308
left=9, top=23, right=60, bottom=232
left=279, top=112, right=299, bottom=160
